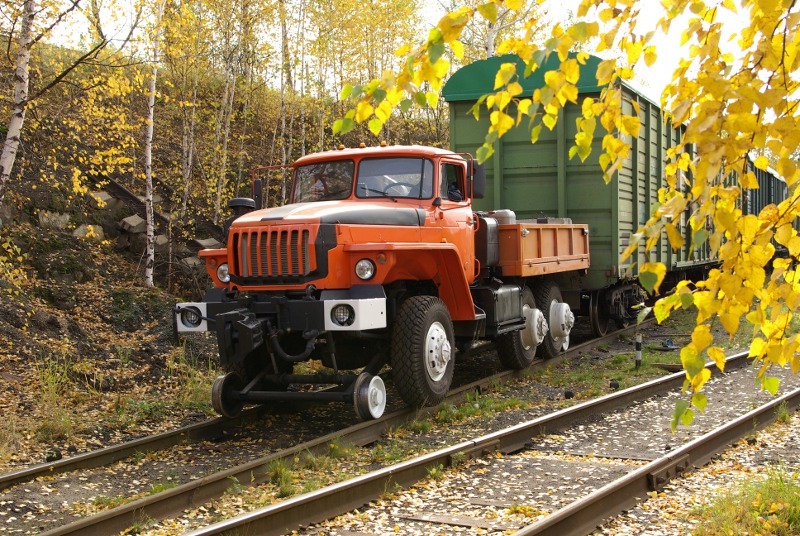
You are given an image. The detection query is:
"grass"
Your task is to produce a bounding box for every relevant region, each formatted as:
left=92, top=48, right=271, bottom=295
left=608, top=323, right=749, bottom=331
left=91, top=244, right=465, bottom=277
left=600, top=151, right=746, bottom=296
left=266, top=459, right=297, bottom=498
left=691, top=468, right=800, bottom=535
left=35, top=350, right=74, bottom=441
left=433, top=392, right=530, bottom=424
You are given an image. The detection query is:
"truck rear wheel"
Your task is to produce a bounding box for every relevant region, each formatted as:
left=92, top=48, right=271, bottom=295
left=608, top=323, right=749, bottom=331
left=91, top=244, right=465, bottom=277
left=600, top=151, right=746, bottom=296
left=496, top=286, right=539, bottom=369
left=391, top=295, right=455, bottom=407
left=535, top=280, right=573, bottom=359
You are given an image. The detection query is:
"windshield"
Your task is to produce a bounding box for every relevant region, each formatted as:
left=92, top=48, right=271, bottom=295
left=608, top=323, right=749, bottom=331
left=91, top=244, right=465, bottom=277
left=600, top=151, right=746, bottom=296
left=356, top=157, right=434, bottom=199
left=293, top=160, right=354, bottom=202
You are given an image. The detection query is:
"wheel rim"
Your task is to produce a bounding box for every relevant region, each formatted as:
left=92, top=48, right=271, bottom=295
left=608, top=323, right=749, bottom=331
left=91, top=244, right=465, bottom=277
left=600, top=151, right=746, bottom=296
left=424, top=321, right=451, bottom=382
left=520, top=304, right=534, bottom=350
left=365, top=376, right=386, bottom=419
left=549, top=299, right=574, bottom=348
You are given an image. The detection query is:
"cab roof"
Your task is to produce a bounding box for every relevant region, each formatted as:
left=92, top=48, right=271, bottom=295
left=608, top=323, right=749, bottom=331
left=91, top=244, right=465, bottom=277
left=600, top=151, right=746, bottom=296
left=293, top=144, right=458, bottom=167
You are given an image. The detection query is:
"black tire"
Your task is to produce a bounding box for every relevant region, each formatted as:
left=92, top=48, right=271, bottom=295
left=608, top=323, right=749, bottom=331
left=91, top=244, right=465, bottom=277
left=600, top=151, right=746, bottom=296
left=534, top=280, right=566, bottom=359
left=496, top=286, right=539, bottom=369
left=590, top=291, right=611, bottom=337
left=391, top=295, right=455, bottom=407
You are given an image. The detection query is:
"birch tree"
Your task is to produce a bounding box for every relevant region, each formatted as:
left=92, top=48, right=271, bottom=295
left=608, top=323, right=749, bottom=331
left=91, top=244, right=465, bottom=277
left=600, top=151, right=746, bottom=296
left=144, top=0, right=166, bottom=287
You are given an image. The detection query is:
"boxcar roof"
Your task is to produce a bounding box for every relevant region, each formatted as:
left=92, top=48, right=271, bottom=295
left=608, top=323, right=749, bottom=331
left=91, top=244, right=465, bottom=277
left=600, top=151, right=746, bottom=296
left=442, top=52, right=659, bottom=108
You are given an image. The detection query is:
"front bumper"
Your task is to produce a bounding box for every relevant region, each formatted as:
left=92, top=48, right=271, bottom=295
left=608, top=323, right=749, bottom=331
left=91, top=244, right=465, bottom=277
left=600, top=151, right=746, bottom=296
left=174, top=285, right=387, bottom=334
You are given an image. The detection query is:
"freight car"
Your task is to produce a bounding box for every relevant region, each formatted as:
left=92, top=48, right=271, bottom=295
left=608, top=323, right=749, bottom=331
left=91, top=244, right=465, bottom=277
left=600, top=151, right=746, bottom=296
left=443, top=53, right=721, bottom=336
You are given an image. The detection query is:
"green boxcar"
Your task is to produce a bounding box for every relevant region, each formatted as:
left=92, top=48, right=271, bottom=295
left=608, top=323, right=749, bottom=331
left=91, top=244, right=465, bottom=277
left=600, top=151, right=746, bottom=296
left=443, top=54, right=716, bottom=333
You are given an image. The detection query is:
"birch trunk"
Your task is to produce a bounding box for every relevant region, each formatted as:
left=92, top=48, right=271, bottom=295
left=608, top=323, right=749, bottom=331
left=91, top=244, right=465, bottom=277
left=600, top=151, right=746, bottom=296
left=144, top=0, right=165, bottom=288
left=0, top=0, right=35, bottom=204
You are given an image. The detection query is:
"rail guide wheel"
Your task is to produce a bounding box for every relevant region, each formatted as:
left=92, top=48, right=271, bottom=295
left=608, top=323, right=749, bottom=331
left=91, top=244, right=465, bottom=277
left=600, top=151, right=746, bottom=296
left=211, top=372, right=245, bottom=418
left=353, top=372, right=387, bottom=421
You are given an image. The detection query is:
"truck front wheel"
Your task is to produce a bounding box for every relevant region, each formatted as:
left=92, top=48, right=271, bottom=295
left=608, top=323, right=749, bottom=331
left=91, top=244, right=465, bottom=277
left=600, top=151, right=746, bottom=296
left=391, top=296, right=455, bottom=407
left=496, top=286, right=540, bottom=369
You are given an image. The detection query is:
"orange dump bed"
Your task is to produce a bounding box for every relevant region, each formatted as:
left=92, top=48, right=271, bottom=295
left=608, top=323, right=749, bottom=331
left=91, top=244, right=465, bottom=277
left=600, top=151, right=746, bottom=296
left=497, top=222, right=590, bottom=277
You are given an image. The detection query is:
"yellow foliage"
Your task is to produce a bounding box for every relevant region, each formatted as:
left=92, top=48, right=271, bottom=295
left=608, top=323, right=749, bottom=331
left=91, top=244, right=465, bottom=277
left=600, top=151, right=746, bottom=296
left=340, top=0, right=800, bottom=427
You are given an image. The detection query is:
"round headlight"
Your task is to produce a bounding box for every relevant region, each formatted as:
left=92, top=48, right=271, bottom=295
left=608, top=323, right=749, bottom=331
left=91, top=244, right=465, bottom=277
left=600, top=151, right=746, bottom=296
left=331, top=304, right=355, bottom=326
left=217, top=263, right=230, bottom=283
left=180, top=306, right=203, bottom=328
left=355, top=258, right=376, bottom=280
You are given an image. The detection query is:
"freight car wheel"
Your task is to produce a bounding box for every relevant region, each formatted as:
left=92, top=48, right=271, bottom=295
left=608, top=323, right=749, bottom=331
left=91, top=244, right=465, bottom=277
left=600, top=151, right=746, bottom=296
left=534, top=281, right=574, bottom=359
left=590, top=291, right=611, bottom=337
left=353, top=373, right=387, bottom=421
left=496, top=286, right=541, bottom=369
left=211, top=372, right=244, bottom=418
left=391, top=296, right=455, bottom=407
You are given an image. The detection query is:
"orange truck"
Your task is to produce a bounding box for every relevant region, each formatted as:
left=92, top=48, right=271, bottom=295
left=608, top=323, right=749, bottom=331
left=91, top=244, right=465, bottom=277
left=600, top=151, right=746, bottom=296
left=175, top=145, right=589, bottom=419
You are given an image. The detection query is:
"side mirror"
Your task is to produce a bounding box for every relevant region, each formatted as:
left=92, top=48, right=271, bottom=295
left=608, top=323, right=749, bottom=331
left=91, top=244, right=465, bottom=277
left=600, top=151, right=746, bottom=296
left=252, top=178, right=263, bottom=209
left=472, top=163, right=486, bottom=199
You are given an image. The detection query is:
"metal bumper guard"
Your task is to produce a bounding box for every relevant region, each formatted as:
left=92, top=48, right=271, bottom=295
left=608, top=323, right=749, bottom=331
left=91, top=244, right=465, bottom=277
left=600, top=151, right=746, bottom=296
left=174, top=285, right=387, bottom=363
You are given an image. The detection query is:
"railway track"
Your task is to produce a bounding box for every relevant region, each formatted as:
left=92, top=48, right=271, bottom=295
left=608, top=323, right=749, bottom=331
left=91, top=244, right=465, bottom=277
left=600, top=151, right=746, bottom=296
left=1, top=322, right=648, bottom=535
left=185, top=352, right=798, bottom=536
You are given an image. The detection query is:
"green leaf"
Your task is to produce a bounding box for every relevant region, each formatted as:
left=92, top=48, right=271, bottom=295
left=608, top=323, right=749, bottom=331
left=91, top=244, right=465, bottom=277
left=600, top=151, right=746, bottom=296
left=762, top=376, right=780, bottom=395
left=568, top=146, right=578, bottom=159
left=671, top=399, right=690, bottom=432
left=476, top=144, right=494, bottom=163
left=681, top=408, right=695, bottom=426
left=339, top=117, right=355, bottom=134
left=368, top=118, right=383, bottom=136
left=332, top=119, right=343, bottom=134
left=429, top=42, right=445, bottom=64
left=637, top=306, right=652, bottom=325
left=530, top=124, right=542, bottom=144
left=639, top=271, right=658, bottom=293
left=340, top=84, right=353, bottom=100
left=373, top=88, right=387, bottom=103
left=691, top=392, right=707, bottom=412
left=414, top=91, right=428, bottom=106
left=399, top=99, right=413, bottom=113
left=351, top=85, right=363, bottom=98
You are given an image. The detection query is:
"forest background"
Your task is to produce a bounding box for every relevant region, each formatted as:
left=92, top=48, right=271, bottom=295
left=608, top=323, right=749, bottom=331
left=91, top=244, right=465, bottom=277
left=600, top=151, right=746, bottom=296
left=0, top=0, right=545, bottom=292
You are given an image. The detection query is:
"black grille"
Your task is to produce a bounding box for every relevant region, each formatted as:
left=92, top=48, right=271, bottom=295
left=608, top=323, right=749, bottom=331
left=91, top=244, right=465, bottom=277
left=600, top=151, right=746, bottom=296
left=235, top=228, right=310, bottom=278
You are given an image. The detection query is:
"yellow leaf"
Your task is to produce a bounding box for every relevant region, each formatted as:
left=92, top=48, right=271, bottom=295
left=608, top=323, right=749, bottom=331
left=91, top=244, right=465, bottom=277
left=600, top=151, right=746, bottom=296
left=665, top=222, right=685, bottom=251
left=690, top=367, right=712, bottom=392
left=707, top=347, right=727, bottom=371
left=754, top=155, right=770, bottom=170
left=692, top=324, right=713, bottom=353
left=356, top=101, right=373, bottom=123
left=490, top=110, right=514, bottom=137
left=451, top=40, right=464, bottom=60
left=494, top=63, right=517, bottom=90
left=643, top=46, right=657, bottom=67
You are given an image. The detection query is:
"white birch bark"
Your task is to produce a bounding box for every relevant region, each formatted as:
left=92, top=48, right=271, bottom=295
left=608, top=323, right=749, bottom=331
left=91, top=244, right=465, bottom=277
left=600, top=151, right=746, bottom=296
left=144, top=0, right=165, bottom=288
left=0, top=0, right=35, bottom=204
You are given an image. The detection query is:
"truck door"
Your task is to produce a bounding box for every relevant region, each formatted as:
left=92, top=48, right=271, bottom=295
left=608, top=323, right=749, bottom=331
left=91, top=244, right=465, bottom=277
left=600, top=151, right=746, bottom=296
left=437, top=161, right=475, bottom=283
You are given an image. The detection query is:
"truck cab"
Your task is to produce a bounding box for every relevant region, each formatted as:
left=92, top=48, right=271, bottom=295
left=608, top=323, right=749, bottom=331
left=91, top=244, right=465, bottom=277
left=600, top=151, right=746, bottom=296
left=175, top=145, right=588, bottom=420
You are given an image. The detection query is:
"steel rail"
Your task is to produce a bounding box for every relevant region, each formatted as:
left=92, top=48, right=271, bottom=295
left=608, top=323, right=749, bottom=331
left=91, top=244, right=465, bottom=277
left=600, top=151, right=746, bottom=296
left=180, top=352, right=750, bottom=536
left=33, top=321, right=654, bottom=536
left=0, top=412, right=255, bottom=492
left=514, top=384, right=800, bottom=536
left=3, top=319, right=646, bottom=492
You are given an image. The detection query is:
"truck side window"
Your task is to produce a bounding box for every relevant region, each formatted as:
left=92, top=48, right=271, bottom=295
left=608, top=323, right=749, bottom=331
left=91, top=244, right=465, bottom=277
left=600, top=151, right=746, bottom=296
left=441, top=163, right=463, bottom=201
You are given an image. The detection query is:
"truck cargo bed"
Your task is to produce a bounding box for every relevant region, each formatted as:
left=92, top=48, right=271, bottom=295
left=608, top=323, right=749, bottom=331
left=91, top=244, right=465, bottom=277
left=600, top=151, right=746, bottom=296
left=497, top=222, right=590, bottom=277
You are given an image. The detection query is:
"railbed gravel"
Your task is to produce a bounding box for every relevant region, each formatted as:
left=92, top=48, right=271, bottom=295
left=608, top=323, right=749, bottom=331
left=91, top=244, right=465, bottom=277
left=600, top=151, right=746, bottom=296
left=291, top=364, right=800, bottom=536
